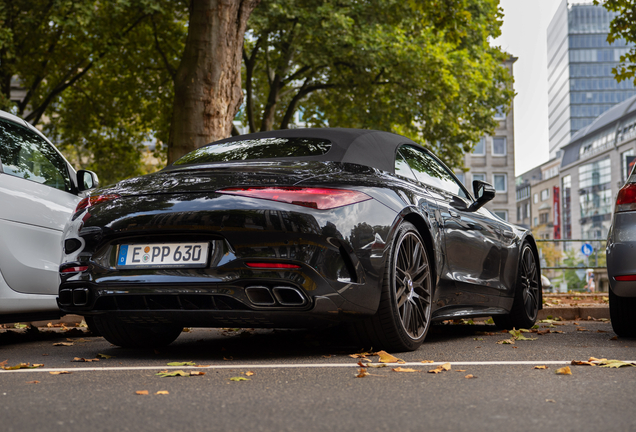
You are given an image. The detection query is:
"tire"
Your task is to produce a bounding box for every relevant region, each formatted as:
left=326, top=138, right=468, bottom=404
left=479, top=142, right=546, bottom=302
left=92, top=315, right=182, bottom=348
left=494, top=242, right=540, bottom=330
left=609, top=288, right=636, bottom=337
left=352, top=222, right=433, bottom=352
left=84, top=316, right=102, bottom=337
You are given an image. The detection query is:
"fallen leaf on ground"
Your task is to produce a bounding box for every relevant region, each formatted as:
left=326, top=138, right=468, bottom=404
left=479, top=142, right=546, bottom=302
left=497, top=338, right=515, bottom=345
left=155, top=370, right=191, bottom=377
left=577, top=328, right=589, bottom=332
left=348, top=352, right=371, bottom=359
left=53, top=342, right=73, bottom=347
left=474, top=338, right=484, bottom=341
left=245, top=371, right=255, bottom=377
left=322, top=355, right=332, bottom=358
left=555, top=366, right=572, bottom=375
left=3, top=363, right=43, bottom=370
left=223, top=356, right=234, bottom=361
left=420, top=360, right=434, bottom=364
left=190, top=371, right=206, bottom=376
left=26, top=380, right=40, bottom=384
left=49, top=371, right=71, bottom=375
left=465, top=374, right=476, bottom=379
left=376, top=350, right=400, bottom=363
left=156, top=391, right=169, bottom=395
left=356, top=368, right=370, bottom=378
left=597, top=330, right=607, bottom=333
left=597, top=360, right=636, bottom=368
left=229, top=377, right=250, bottom=381
left=610, top=336, right=619, bottom=340
left=166, top=361, right=196, bottom=366
left=546, top=399, right=556, bottom=403
left=571, top=360, right=595, bottom=366
left=69, top=338, right=91, bottom=343
left=428, top=363, right=451, bottom=374
left=367, top=363, right=386, bottom=368
left=135, top=390, right=149, bottom=395
left=392, top=367, right=420, bottom=373
left=589, top=357, right=607, bottom=362
left=534, top=365, right=548, bottom=369
left=537, top=330, right=551, bottom=335
left=97, top=354, right=114, bottom=359
left=72, top=357, right=99, bottom=362
left=456, top=369, right=467, bottom=372
left=509, top=329, right=537, bottom=341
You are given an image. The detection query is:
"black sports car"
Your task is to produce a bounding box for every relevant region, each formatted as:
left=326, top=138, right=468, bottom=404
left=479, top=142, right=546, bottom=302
left=58, top=128, right=541, bottom=351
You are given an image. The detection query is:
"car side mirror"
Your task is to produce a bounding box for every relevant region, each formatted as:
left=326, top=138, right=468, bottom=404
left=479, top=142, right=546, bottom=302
left=77, top=170, right=99, bottom=192
left=468, top=180, right=495, bottom=211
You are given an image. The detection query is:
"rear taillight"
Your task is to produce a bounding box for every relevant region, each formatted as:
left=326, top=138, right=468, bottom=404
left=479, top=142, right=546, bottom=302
left=216, top=187, right=371, bottom=210
left=245, top=262, right=301, bottom=269
left=75, top=194, right=121, bottom=214
left=615, top=183, right=636, bottom=213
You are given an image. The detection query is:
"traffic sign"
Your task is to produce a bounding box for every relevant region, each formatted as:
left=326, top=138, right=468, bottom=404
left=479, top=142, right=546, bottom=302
left=581, top=243, right=593, bottom=256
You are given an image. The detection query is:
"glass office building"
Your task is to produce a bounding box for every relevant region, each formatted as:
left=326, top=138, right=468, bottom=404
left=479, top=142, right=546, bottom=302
left=547, top=0, right=636, bottom=157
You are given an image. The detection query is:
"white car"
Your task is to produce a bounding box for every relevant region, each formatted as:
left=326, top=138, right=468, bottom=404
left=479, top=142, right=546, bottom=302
left=0, top=110, right=97, bottom=324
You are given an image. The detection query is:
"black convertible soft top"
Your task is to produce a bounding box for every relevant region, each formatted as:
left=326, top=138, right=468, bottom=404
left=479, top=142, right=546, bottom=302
left=201, top=128, right=422, bottom=174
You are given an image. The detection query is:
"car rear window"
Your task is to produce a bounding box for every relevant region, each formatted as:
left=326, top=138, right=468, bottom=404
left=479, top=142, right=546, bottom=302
left=173, top=137, right=332, bottom=166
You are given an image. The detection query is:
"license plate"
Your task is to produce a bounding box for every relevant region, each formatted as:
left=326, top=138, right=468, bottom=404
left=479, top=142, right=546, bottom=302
left=116, top=242, right=210, bottom=269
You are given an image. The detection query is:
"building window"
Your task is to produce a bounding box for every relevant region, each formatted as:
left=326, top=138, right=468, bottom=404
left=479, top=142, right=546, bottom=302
left=533, top=193, right=539, bottom=204
left=517, top=205, right=521, bottom=222
left=472, top=137, right=485, bottom=155
left=524, top=202, right=530, bottom=219
left=492, top=137, right=506, bottom=156
left=562, top=175, right=572, bottom=240
left=541, top=188, right=549, bottom=201
left=493, top=174, right=507, bottom=192
left=621, top=148, right=635, bottom=183
left=494, top=105, right=507, bottom=120
left=472, top=173, right=486, bottom=183
left=494, top=210, right=508, bottom=221
left=533, top=217, right=538, bottom=227
left=539, top=212, right=549, bottom=225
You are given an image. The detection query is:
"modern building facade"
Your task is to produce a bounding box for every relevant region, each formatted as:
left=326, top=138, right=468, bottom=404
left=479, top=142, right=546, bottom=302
left=559, top=94, right=636, bottom=242
left=515, top=166, right=542, bottom=229
left=456, top=57, right=517, bottom=222
left=547, top=0, right=636, bottom=157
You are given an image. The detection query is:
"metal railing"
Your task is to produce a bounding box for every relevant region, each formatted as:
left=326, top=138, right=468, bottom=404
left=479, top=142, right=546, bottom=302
left=535, top=238, right=606, bottom=270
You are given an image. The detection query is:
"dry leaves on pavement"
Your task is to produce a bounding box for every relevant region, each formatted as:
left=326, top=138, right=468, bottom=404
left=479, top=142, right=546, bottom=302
left=49, top=371, right=71, bottom=375
left=356, top=368, right=370, bottom=378
left=156, top=370, right=206, bottom=377
left=375, top=350, right=402, bottom=363
left=136, top=390, right=149, bottom=395
left=3, top=362, right=43, bottom=370
left=52, top=342, right=73, bottom=347
left=71, top=357, right=99, bottom=362
left=392, top=367, right=420, bottom=373
left=555, top=366, right=572, bottom=375
left=428, top=363, right=451, bottom=374
left=156, top=391, right=169, bottom=395
left=229, top=376, right=250, bottom=381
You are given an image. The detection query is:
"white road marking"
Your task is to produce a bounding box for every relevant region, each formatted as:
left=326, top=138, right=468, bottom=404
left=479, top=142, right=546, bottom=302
left=2, top=360, right=634, bottom=374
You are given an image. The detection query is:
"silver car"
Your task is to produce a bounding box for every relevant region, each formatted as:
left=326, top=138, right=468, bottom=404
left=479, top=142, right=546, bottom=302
left=606, top=176, right=636, bottom=337
left=0, top=110, right=97, bottom=324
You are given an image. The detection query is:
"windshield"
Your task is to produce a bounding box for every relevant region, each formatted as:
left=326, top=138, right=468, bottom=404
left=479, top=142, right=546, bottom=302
left=173, top=137, right=332, bottom=166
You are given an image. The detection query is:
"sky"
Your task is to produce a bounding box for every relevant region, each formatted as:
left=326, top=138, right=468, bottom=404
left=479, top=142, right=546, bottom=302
left=491, top=0, right=563, bottom=176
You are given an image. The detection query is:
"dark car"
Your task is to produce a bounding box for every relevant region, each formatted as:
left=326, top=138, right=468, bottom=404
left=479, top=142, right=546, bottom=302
left=606, top=176, right=636, bottom=337
left=58, top=128, right=541, bottom=351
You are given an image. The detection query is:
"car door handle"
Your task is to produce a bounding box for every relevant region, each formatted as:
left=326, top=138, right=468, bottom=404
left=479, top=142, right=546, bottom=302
left=449, top=210, right=460, bottom=218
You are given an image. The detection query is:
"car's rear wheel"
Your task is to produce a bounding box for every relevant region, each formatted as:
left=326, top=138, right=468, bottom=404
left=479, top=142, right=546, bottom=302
left=92, top=315, right=182, bottom=348
left=609, top=288, right=636, bottom=337
left=494, top=243, right=540, bottom=330
left=353, top=222, right=432, bottom=352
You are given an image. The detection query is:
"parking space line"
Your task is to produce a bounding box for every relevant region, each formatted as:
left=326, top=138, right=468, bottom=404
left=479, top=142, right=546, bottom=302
left=3, top=360, right=634, bottom=374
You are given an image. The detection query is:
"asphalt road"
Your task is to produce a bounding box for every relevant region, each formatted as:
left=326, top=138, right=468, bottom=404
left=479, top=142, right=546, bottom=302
left=1, top=320, right=635, bottom=432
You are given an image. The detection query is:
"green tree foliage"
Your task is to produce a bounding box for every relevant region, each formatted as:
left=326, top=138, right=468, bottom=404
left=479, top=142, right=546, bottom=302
left=0, top=0, right=187, bottom=185
left=597, top=0, right=636, bottom=83
left=243, top=0, right=514, bottom=169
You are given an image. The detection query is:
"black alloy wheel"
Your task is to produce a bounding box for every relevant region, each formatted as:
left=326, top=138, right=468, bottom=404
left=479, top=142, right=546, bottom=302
left=494, top=243, right=540, bottom=329
left=353, top=221, right=433, bottom=352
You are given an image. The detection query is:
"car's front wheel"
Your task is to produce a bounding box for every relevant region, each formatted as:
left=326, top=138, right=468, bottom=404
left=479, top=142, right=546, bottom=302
left=92, top=315, right=182, bottom=348
left=353, top=222, right=433, bottom=352
left=609, top=289, right=636, bottom=337
left=494, top=243, right=540, bottom=330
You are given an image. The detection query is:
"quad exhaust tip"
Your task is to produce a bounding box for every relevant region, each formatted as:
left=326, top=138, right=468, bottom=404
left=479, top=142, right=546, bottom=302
left=245, top=286, right=306, bottom=307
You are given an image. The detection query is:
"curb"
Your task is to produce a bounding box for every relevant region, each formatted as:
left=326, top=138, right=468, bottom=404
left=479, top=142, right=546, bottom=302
left=539, top=306, right=610, bottom=321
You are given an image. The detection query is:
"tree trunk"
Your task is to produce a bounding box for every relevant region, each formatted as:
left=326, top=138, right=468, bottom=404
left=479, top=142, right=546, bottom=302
left=167, top=0, right=259, bottom=164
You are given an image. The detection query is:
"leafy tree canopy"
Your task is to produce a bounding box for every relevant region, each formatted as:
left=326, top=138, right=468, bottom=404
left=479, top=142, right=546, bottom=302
left=0, top=0, right=187, bottom=185
left=243, top=0, right=514, bottom=168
